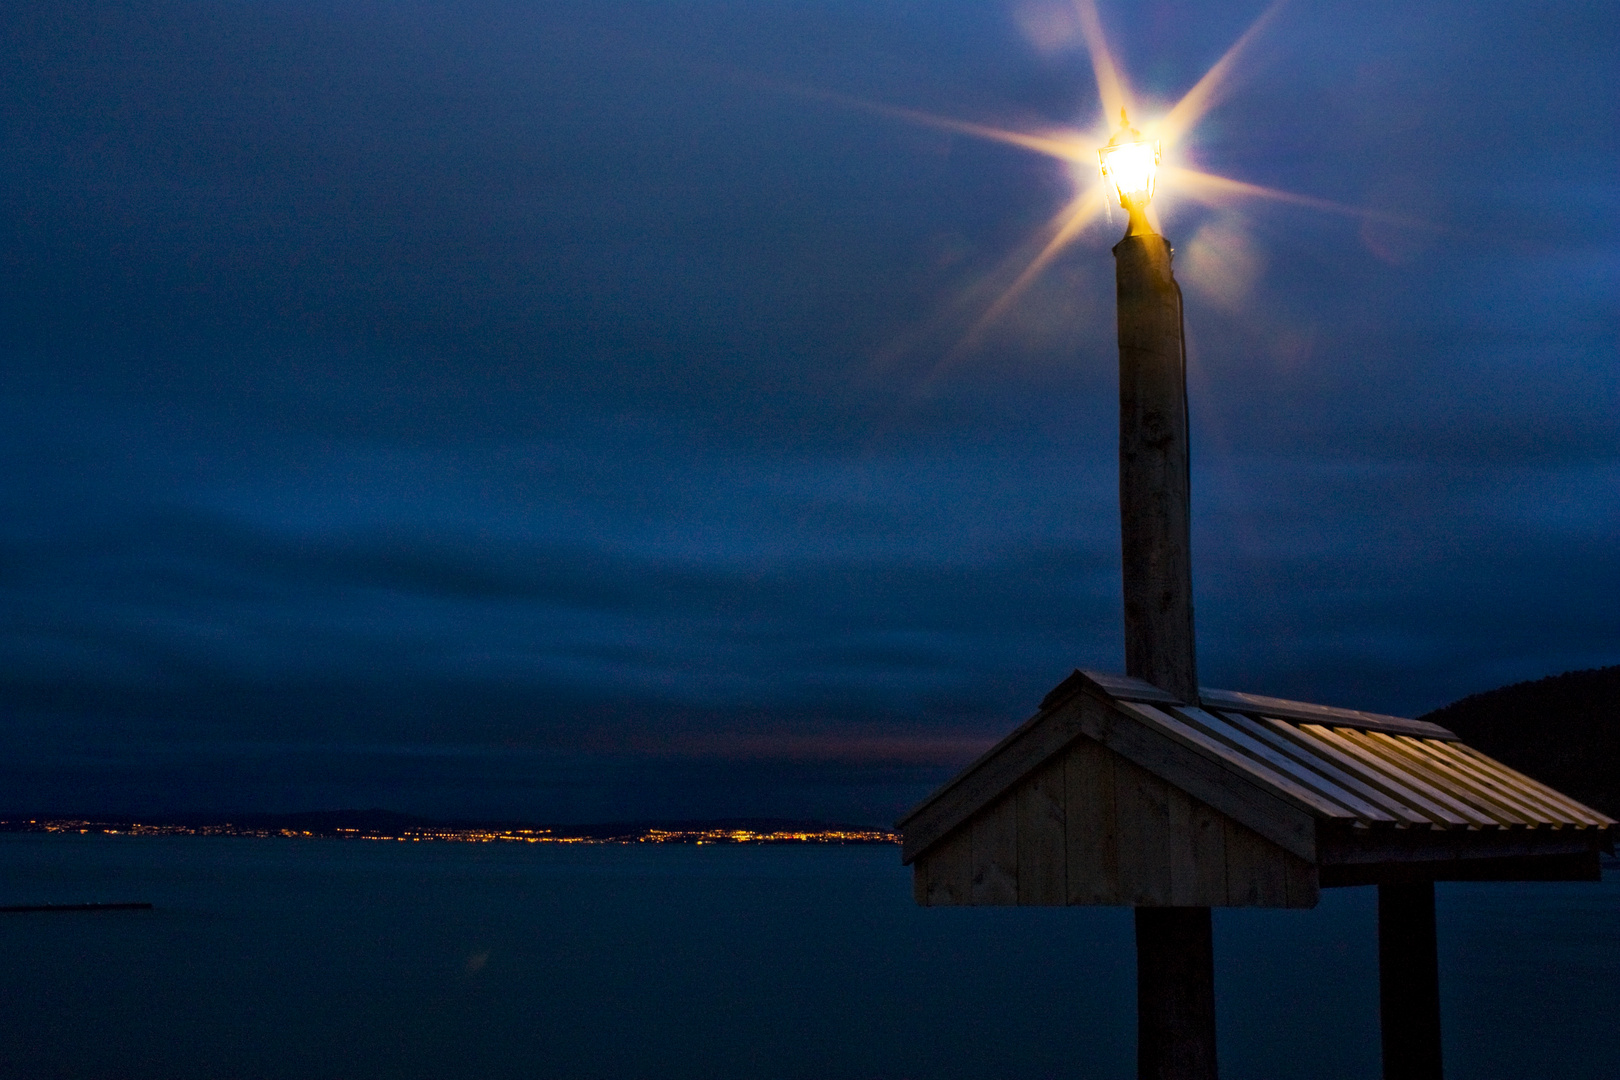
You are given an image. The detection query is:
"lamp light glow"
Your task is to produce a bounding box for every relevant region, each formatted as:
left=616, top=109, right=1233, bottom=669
left=1098, top=112, right=1160, bottom=210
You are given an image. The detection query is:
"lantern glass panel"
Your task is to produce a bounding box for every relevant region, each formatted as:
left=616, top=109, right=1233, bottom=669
left=1099, top=140, right=1159, bottom=208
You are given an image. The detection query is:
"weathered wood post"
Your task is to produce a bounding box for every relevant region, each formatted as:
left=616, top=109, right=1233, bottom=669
left=1378, top=882, right=1443, bottom=1079
left=1113, top=177, right=1212, bottom=1078
left=1115, top=215, right=1197, bottom=704
left=902, top=111, right=1618, bottom=1080
left=1135, top=906, right=1217, bottom=1080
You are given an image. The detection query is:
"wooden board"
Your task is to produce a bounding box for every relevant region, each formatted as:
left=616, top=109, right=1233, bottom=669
left=1317, top=818, right=1607, bottom=867
left=1172, top=706, right=1393, bottom=821
left=1321, top=851, right=1603, bottom=887
left=1224, top=818, right=1290, bottom=907
left=1408, top=740, right=1574, bottom=822
left=1094, top=699, right=1319, bottom=860
left=1367, top=732, right=1542, bottom=825
left=1016, top=755, right=1066, bottom=905
left=1282, top=842, right=1320, bottom=907
left=916, top=824, right=972, bottom=906
left=1444, top=743, right=1614, bottom=826
left=1298, top=725, right=1487, bottom=827
left=913, top=733, right=1318, bottom=908
left=903, top=689, right=1336, bottom=866
left=1168, top=786, right=1228, bottom=905
left=898, top=696, right=1085, bottom=863
left=1218, top=710, right=1425, bottom=825
left=1265, top=719, right=1469, bottom=826
left=1122, top=702, right=1359, bottom=822
left=1069, top=668, right=1184, bottom=706
left=970, top=793, right=1018, bottom=905
left=1065, top=736, right=1120, bottom=904
left=1198, top=687, right=1456, bottom=740
left=903, top=670, right=1609, bottom=907
left=1113, top=752, right=1173, bottom=905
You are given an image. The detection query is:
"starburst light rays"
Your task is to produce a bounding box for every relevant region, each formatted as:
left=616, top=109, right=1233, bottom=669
left=865, top=187, right=1109, bottom=391
left=779, top=0, right=1434, bottom=370
left=1154, top=0, right=1289, bottom=148
left=948, top=185, right=1107, bottom=357
left=1166, top=167, right=1445, bottom=231
left=820, top=3, right=1300, bottom=355
left=1072, top=0, right=1134, bottom=125
left=784, top=84, right=1085, bottom=161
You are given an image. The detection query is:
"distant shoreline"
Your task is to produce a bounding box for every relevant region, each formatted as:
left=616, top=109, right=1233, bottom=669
left=0, top=814, right=898, bottom=846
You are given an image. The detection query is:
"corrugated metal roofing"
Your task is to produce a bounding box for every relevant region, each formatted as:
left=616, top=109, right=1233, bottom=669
left=1087, top=670, right=1614, bottom=832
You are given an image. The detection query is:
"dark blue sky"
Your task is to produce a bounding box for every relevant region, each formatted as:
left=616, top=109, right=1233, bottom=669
left=1, top=0, right=1614, bottom=824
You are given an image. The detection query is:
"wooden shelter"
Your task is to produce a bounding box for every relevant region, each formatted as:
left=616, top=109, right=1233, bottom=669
left=936, top=147, right=1615, bottom=1079
left=898, top=668, right=1615, bottom=907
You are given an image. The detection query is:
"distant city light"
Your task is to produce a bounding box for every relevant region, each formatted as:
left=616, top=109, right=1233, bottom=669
left=0, top=818, right=899, bottom=846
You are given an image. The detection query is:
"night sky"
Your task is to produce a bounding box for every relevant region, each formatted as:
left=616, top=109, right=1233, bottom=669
left=2, top=0, right=1614, bottom=824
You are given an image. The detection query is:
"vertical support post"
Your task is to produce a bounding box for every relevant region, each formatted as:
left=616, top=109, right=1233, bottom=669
left=1136, top=908, right=1218, bottom=1080
left=1116, top=214, right=1211, bottom=1080
left=1114, top=225, right=1197, bottom=705
left=1379, top=882, right=1443, bottom=1080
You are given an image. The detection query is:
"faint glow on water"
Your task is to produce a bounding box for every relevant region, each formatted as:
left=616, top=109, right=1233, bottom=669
left=1, top=835, right=1616, bottom=1080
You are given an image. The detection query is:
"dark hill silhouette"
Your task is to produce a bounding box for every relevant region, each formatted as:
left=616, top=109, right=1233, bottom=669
left=1420, top=666, right=1620, bottom=817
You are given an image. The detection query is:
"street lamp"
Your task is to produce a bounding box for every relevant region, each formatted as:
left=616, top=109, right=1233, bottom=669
left=1098, top=113, right=1161, bottom=234
left=1104, top=113, right=1211, bottom=1080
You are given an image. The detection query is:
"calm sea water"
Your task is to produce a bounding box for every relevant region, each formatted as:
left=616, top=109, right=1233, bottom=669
left=0, top=834, right=1615, bottom=1080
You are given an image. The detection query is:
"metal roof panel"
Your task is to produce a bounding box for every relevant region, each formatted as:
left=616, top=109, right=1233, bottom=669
left=1446, top=743, right=1614, bottom=827
left=1213, top=710, right=1422, bottom=824
left=1169, top=707, right=1396, bottom=823
left=1117, top=702, right=1361, bottom=821
left=894, top=668, right=1613, bottom=869
left=1199, top=687, right=1456, bottom=740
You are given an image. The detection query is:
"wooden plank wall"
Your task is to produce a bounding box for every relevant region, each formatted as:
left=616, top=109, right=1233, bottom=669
left=914, top=735, right=1318, bottom=908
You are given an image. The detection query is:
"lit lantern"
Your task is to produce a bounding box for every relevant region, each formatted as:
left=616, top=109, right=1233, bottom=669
left=1098, top=114, right=1160, bottom=210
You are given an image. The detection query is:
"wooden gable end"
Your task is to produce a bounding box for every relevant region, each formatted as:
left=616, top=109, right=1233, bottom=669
left=912, top=734, right=1319, bottom=909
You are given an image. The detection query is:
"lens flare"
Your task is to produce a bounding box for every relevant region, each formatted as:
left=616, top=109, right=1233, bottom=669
left=1165, top=166, right=1445, bottom=231
left=773, top=0, right=1436, bottom=358
left=1154, top=0, right=1290, bottom=148
left=1073, top=0, right=1134, bottom=124
left=949, top=185, right=1107, bottom=355
left=779, top=83, right=1085, bottom=161
left=1099, top=136, right=1160, bottom=208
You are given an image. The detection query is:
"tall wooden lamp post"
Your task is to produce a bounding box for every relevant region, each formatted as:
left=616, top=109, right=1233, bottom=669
left=897, top=115, right=1613, bottom=1080
left=1100, top=116, right=1213, bottom=1080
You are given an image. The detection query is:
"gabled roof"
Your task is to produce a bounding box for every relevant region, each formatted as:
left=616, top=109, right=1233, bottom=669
left=897, top=669, right=1616, bottom=867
